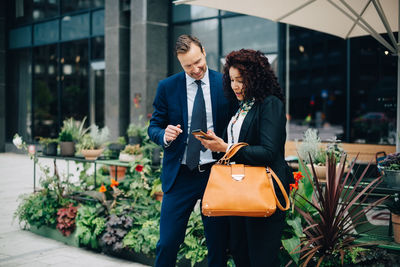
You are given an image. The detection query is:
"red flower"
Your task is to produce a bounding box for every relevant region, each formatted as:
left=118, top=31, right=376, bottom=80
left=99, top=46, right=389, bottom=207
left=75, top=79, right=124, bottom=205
left=293, top=171, right=304, bottom=182
left=99, top=184, right=107, bottom=193
left=135, top=164, right=144, bottom=172
left=289, top=180, right=299, bottom=192
left=110, top=178, right=119, bottom=188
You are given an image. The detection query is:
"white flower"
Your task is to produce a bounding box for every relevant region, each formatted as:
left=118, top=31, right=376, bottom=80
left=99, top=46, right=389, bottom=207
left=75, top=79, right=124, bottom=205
left=13, top=134, right=23, bottom=149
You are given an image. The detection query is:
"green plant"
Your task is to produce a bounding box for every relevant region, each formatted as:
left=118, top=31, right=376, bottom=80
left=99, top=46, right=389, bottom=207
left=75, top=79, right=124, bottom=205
left=385, top=193, right=400, bottom=215
left=127, top=123, right=143, bottom=137
left=59, top=117, right=88, bottom=142
left=75, top=203, right=106, bottom=249
left=177, top=208, right=208, bottom=266
left=14, top=160, right=73, bottom=229
left=297, top=129, right=345, bottom=165
left=281, top=170, right=309, bottom=266
left=121, top=144, right=141, bottom=155
left=56, top=203, right=78, bottom=236
left=150, top=178, right=162, bottom=197
left=78, top=125, right=110, bottom=150
left=14, top=190, right=61, bottom=228
left=59, top=130, right=74, bottom=142
left=294, top=153, right=388, bottom=266
left=379, top=152, right=400, bottom=170
left=39, top=137, right=58, bottom=145
left=117, top=136, right=126, bottom=145
left=123, top=219, right=159, bottom=255
left=297, top=128, right=325, bottom=165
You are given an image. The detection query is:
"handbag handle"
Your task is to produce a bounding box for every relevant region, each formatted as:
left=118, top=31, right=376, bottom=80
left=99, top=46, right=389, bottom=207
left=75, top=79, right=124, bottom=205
left=218, top=142, right=249, bottom=164
left=219, top=142, right=290, bottom=211
left=269, top=168, right=290, bottom=211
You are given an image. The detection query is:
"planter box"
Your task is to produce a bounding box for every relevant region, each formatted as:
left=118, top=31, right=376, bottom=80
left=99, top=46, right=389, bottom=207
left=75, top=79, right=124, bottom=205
left=29, top=225, right=79, bottom=247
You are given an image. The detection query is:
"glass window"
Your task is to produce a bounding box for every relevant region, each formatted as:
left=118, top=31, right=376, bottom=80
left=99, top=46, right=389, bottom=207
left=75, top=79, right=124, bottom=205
left=33, top=44, right=59, bottom=138
left=171, top=19, right=218, bottom=74
left=61, top=0, right=104, bottom=14
left=173, top=5, right=218, bottom=22
left=34, top=20, right=59, bottom=45
left=287, top=27, right=347, bottom=142
left=61, top=39, right=89, bottom=122
left=350, top=36, right=397, bottom=144
left=10, top=0, right=33, bottom=26
left=61, top=13, right=90, bottom=41
left=6, top=49, right=32, bottom=141
left=91, top=36, right=104, bottom=60
left=9, top=26, right=32, bottom=49
left=92, top=9, right=104, bottom=36
left=222, top=16, right=278, bottom=55
left=32, top=0, right=59, bottom=21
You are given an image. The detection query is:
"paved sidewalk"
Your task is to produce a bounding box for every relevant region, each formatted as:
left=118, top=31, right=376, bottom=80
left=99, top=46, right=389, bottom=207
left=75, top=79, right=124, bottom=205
left=0, top=153, right=149, bottom=267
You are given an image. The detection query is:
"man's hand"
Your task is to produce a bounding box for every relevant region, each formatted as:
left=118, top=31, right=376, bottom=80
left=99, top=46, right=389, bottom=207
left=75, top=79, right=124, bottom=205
left=164, top=124, right=183, bottom=142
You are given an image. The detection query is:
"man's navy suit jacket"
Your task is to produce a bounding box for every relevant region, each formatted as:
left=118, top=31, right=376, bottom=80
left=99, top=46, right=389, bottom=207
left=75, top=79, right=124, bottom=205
left=148, top=70, right=233, bottom=193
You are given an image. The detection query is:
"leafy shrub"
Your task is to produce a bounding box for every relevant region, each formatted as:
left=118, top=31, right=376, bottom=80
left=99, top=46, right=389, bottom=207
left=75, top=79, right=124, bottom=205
left=123, top=219, right=159, bottom=255
left=75, top=203, right=106, bottom=249
left=380, top=152, right=400, bottom=170
left=56, top=203, right=78, bottom=236
left=100, top=214, right=133, bottom=252
left=14, top=191, right=60, bottom=228
left=295, top=153, right=388, bottom=266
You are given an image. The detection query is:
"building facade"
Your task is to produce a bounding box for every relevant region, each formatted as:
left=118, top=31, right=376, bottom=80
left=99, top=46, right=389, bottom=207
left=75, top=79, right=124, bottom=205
left=1, top=0, right=397, bottom=151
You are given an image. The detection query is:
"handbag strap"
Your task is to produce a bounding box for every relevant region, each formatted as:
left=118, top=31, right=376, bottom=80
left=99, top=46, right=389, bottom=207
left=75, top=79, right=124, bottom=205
left=269, top=168, right=290, bottom=211
left=218, top=142, right=249, bottom=164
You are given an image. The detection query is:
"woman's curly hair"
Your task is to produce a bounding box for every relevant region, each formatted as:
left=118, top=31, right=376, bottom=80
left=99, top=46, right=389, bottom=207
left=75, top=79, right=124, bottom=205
left=222, top=49, right=285, bottom=103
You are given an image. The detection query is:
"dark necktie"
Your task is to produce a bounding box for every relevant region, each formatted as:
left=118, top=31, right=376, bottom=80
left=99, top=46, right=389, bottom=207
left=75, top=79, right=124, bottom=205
left=186, top=80, right=207, bottom=170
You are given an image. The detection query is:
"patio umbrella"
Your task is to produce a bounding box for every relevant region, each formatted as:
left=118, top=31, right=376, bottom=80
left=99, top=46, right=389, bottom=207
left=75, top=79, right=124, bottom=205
left=175, top=0, right=400, bottom=150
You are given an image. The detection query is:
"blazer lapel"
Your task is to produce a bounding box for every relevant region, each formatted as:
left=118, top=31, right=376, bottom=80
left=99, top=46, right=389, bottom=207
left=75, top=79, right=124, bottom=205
left=178, top=73, right=189, bottom=135
left=238, top=103, right=257, bottom=142
left=209, top=71, right=218, bottom=127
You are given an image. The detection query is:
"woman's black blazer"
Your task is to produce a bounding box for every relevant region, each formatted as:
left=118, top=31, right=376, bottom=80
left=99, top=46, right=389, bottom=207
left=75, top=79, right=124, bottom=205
left=229, top=95, right=295, bottom=189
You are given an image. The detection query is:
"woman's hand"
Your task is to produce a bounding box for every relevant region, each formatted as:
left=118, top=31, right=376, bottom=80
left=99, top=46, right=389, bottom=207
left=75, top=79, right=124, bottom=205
left=194, top=130, right=228, bottom=153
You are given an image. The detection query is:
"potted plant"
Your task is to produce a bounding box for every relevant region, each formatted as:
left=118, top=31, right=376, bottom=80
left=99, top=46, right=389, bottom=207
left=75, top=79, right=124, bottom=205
left=150, top=178, right=163, bottom=201
left=119, top=144, right=142, bottom=162
left=385, top=193, right=400, bottom=243
left=59, top=117, right=88, bottom=156
left=294, top=153, right=388, bottom=266
left=39, top=137, right=58, bottom=156
left=297, top=129, right=346, bottom=182
left=378, top=152, right=400, bottom=189
left=126, top=123, right=143, bottom=145
left=108, top=136, right=126, bottom=159
left=78, top=125, right=110, bottom=160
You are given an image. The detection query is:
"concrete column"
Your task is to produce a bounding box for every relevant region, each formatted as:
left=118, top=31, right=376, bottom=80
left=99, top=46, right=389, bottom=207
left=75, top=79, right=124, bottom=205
left=0, top=0, right=6, bottom=152
left=105, top=0, right=130, bottom=139
left=130, top=0, right=169, bottom=125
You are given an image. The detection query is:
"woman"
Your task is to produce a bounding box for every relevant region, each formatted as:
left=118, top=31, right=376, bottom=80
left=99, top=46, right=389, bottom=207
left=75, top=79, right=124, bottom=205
left=195, top=49, right=294, bottom=266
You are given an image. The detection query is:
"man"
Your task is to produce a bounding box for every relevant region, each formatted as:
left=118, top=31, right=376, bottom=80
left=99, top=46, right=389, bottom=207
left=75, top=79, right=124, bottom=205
left=148, top=35, right=234, bottom=266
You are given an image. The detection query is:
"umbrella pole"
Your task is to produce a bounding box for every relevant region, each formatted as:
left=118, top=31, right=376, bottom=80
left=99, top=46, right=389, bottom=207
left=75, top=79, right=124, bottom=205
left=286, top=24, right=290, bottom=140
left=397, top=0, right=400, bottom=152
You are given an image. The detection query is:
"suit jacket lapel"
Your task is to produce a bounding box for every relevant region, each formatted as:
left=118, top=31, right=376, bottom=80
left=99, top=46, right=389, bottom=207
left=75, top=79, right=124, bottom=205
left=238, top=103, right=257, bottom=142
left=178, top=73, right=189, bottom=135
left=209, top=70, right=218, bottom=127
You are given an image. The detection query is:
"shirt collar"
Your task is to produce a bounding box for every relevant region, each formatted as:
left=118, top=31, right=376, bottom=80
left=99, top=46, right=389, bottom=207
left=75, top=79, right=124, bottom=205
left=185, top=67, right=209, bottom=87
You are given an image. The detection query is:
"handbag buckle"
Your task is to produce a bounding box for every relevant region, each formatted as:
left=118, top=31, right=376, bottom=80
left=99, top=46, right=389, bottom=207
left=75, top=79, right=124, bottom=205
left=231, top=174, right=244, bottom=181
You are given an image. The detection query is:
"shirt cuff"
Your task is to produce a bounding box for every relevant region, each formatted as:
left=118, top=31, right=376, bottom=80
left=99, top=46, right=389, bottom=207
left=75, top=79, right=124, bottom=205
left=163, top=134, right=172, bottom=147
left=226, top=144, right=233, bottom=153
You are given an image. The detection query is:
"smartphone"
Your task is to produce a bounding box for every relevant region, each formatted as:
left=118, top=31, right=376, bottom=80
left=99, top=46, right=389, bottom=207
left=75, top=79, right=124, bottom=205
left=191, top=129, right=212, bottom=140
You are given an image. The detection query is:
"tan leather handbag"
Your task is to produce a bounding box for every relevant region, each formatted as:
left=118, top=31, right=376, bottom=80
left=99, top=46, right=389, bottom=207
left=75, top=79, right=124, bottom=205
left=202, top=143, right=290, bottom=217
